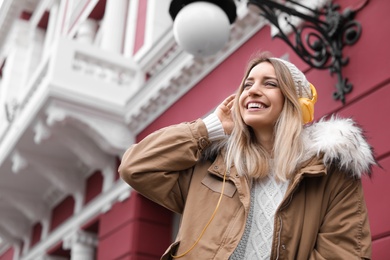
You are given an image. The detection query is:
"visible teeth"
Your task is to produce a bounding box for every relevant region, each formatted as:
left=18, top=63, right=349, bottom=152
left=248, top=103, right=264, bottom=109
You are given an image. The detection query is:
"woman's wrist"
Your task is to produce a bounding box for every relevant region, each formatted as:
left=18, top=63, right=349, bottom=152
left=203, top=113, right=226, bottom=141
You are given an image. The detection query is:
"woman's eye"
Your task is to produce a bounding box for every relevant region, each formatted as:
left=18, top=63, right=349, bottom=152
left=243, top=83, right=252, bottom=90
left=265, top=81, right=278, bottom=87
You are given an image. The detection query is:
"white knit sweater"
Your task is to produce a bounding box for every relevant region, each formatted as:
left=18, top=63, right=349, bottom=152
left=203, top=113, right=290, bottom=258
left=230, top=173, right=289, bottom=259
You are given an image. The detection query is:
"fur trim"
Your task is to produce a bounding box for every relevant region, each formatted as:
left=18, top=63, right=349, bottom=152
left=301, top=116, right=376, bottom=178
left=202, top=116, right=376, bottom=178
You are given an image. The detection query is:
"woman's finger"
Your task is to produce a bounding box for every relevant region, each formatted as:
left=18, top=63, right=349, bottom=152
left=224, top=94, right=235, bottom=108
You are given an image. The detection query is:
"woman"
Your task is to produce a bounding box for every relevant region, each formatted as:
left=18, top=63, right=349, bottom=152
left=119, top=52, right=376, bottom=259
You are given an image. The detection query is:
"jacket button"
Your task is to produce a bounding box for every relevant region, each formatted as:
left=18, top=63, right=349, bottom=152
left=200, top=139, right=206, bottom=148
left=214, top=166, right=218, bottom=170
left=282, top=244, right=286, bottom=250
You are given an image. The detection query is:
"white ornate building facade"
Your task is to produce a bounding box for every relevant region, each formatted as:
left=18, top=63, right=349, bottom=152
left=0, top=0, right=389, bottom=259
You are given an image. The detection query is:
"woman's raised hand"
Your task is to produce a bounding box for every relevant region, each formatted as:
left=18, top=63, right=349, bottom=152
left=215, top=94, right=235, bottom=135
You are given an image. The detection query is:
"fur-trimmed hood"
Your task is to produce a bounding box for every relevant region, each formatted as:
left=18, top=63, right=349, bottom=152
left=203, top=116, right=376, bottom=179
left=301, top=116, right=376, bottom=178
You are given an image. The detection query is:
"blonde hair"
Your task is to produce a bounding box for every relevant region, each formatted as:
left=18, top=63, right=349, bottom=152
left=225, top=53, right=304, bottom=181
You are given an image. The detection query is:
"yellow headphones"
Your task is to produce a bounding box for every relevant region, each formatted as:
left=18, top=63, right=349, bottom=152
left=299, top=83, right=317, bottom=124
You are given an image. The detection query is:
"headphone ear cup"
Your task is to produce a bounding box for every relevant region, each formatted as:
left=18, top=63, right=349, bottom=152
left=300, top=97, right=314, bottom=124
left=299, top=83, right=317, bottom=124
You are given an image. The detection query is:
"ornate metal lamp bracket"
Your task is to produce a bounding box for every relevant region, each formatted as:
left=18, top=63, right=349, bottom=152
left=248, top=0, right=369, bottom=104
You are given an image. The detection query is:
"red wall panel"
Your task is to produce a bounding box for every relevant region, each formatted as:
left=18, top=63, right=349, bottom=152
left=372, top=236, right=390, bottom=260
left=98, top=216, right=171, bottom=260
left=30, top=222, right=42, bottom=248
left=98, top=192, right=172, bottom=259
left=134, top=0, right=147, bottom=54
left=0, top=247, right=13, bottom=260
left=50, top=196, right=75, bottom=232
left=336, top=82, right=390, bottom=158
left=98, top=222, right=136, bottom=260
left=85, top=170, right=103, bottom=205
left=99, top=194, right=135, bottom=238
left=363, top=155, right=390, bottom=240
left=99, top=192, right=171, bottom=238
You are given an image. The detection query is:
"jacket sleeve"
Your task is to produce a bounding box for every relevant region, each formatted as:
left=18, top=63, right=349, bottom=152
left=118, top=119, right=211, bottom=214
left=310, top=175, right=372, bottom=260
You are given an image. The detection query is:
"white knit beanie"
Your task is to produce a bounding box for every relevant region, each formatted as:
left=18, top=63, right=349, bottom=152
left=270, top=58, right=312, bottom=99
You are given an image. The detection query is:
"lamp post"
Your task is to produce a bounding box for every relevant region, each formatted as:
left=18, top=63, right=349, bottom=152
left=169, top=0, right=369, bottom=104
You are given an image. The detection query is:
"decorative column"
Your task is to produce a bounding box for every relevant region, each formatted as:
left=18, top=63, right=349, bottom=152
left=63, top=230, right=98, bottom=260
left=75, top=19, right=98, bottom=45
left=100, top=0, right=128, bottom=53
left=1, top=20, right=31, bottom=123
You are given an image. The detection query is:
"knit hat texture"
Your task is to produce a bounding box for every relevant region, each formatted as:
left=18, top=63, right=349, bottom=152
left=270, top=58, right=312, bottom=99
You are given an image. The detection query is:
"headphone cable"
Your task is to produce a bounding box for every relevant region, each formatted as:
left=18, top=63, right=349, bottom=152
left=171, top=170, right=227, bottom=258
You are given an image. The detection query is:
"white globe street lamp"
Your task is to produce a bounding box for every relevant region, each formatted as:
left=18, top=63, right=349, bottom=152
left=170, top=1, right=237, bottom=57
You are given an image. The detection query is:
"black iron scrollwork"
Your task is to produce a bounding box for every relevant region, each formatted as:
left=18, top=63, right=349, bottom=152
left=248, top=0, right=369, bottom=104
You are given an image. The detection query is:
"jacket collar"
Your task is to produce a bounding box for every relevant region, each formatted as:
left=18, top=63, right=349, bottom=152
left=299, top=156, right=326, bottom=175
left=300, top=116, right=376, bottom=178
left=207, top=153, right=227, bottom=178
left=207, top=152, right=244, bottom=183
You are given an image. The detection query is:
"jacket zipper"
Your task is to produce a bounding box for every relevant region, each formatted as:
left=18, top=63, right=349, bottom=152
left=275, top=215, right=283, bottom=260
left=273, top=177, right=301, bottom=260
left=272, top=167, right=325, bottom=259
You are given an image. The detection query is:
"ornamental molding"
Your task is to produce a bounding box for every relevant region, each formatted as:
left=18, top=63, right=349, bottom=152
left=0, top=0, right=22, bottom=54
left=42, top=187, right=66, bottom=209
left=45, top=124, right=112, bottom=170
left=0, top=56, right=49, bottom=166
left=9, top=149, right=85, bottom=211
left=0, top=205, right=30, bottom=241
left=72, top=51, right=137, bottom=87
left=15, top=150, right=84, bottom=194
left=63, top=230, right=98, bottom=250
left=0, top=187, right=49, bottom=222
left=33, top=119, right=52, bottom=144
left=22, top=181, right=132, bottom=260
left=10, top=150, right=28, bottom=173
left=0, top=224, right=20, bottom=244
left=45, top=100, right=134, bottom=156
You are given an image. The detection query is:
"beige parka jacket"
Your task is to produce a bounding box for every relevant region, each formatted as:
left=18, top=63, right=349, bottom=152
left=119, top=117, right=375, bottom=260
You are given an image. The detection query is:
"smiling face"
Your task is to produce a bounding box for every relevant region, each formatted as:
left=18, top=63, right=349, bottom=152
left=238, top=61, right=285, bottom=135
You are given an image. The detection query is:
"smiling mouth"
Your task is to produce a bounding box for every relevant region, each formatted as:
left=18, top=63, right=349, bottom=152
left=247, top=102, right=268, bottom=109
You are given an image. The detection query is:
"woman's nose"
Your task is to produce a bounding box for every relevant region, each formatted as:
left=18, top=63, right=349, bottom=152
left=247, top=84, right=263, bottom=96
